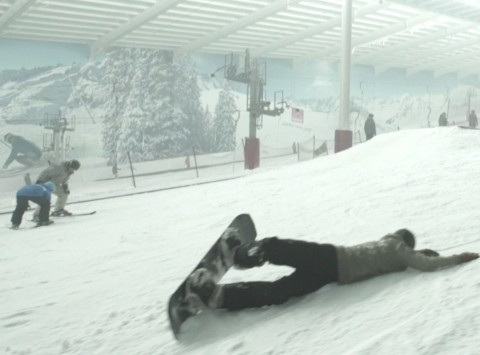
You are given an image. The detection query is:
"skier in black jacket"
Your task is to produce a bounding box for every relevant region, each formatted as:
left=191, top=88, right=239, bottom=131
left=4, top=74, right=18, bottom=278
left=438, top=112, right=448, bottom=127
left=187, top=230, right=478, bottom=311
left=2, top=133, right=42, bottom=169
left=364, top=114, right=377, bottom=140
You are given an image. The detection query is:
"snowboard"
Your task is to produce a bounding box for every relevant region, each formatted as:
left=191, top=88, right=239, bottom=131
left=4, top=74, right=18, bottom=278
left=458, top=125, right=480, bottom=130
left=50, top=211, right=96, bottom=217
left=168, top=214, right=257, bottom=339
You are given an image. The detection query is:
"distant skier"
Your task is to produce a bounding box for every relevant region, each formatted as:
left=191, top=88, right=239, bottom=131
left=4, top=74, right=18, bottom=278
left=2, top=133, right=42, bottom=169
left=34, top=159, right=81, bottom=218
left=11, top=182, right=55, bottom=229
left=112, top=163, right=119, bottom=178
left=187, top=229, right=478, bottom=311
left=469, top=110, right=478, bottom=128
left=364, top=113, right=377, bottom=141
left=438, top=112, right=448, bottom=127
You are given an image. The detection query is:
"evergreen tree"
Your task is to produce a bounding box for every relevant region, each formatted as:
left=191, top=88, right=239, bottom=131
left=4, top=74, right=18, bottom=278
left=102, top=48, right=209, bottom=161
left=213, top=80, right=237, bottom=152
left=154, top=105, right=190, bottom=158
left=171, top=58, right=209, bottom=153
left=158, top=58, right=193, bottom=156
left=102, top=47, right=133, bottom=165
left=117, top=78, right=147, bottom=163
left=203, top=105, right=214, bottom=151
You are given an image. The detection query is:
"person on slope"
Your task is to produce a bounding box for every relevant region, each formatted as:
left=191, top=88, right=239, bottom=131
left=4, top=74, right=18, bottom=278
left=469, top=110, right=478, bottom=128
left=364, top=113, right=377, bottom=141
left=34, top=159, right=80, bottom=218
left=2, top=133, right=42, bottom=169
left=11, top=182, right=55, bottom=229
left=438, top=112, right=448, bottom=127
left=187, top=229, right=478, bottom=311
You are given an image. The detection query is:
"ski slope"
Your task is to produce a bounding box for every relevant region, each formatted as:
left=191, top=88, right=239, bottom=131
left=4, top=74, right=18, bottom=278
left=1, top=126, right=480, bottom=355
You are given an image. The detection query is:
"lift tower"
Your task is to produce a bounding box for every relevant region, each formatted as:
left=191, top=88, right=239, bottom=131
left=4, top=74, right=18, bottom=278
left=42, top=111, right=75, bottom=163
left=223, top=49, right=286, bottom=169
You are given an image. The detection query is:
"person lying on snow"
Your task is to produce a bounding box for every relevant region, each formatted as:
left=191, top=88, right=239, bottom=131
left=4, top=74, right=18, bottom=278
left=187, top=229, right=478, bottom=311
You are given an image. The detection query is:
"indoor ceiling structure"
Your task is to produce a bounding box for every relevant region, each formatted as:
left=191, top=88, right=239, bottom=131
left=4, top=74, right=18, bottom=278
left=1, top=0, right=480, bottom=78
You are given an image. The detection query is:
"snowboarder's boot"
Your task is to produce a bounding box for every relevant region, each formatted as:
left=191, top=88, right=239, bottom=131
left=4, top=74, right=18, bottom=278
left=219, top=227, right=244, bottom=261
left=51, top=208, right=72, bottom=216
left=233, top=240, right=266, bottom=269
left=185, top=268, right=223, bottom=310
left=36, top=220, right=54, bottom=227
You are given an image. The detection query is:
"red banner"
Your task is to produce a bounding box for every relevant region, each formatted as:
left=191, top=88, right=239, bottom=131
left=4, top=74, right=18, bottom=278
left=291, top=107, right=304, bottom=123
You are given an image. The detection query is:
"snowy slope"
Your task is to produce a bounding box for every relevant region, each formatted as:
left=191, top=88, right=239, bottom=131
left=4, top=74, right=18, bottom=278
left=1, top=126, right=480, bottom=355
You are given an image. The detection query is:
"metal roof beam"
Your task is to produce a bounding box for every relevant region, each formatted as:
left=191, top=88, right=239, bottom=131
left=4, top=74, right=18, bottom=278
left=386, top=0, right=480, bottom=24
left=252, top=3, right=388, bottom=57
left=298, top=13, right=435, bottom=63
left=91, top=0, right=183, bottom=52
left=433, top=54, right=480, bottom=77
left=0, top=0, right=36, bottom=33
left=407, top=42, right=480, bottom=76
left=355, top=22, right=475, bottom=66
left=407, top=46, right=480, bottom=76
left=173, top=0, right=303, bottom=59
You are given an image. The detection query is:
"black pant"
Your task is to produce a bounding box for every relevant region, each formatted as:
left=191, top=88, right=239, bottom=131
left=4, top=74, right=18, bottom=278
left=11, top=196, right=50, bottom=226
left=221, top=237, right=338, bottom=311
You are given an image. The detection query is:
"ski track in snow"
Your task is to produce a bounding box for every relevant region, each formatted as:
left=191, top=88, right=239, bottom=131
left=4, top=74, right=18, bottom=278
left=1, top=127, right=480, bottom=354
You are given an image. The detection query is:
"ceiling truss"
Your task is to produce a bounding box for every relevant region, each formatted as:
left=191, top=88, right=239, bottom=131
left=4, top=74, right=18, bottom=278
left=1, top=0, right=480, bottom=77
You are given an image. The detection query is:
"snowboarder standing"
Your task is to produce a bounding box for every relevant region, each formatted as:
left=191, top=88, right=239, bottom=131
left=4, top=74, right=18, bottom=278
left=364, top=114, right=377, bottom=141
left=11, top=182, right=55, bottom=229
left=188, top=230, right=478, bottom=311
left=34, top=159, right=80, bottom=218
left=469, top=110, right=478, bottom=128
left=2, top=133, right=42, bottom=169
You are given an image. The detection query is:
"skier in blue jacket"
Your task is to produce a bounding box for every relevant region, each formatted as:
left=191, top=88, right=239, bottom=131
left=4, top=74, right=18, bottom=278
left=11, top=182, right=55, bottom=229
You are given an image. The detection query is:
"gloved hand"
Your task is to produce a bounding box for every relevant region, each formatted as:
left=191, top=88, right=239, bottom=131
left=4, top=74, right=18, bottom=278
left=62, top=183, right=70, bottom=195
left=458, top=252, right=479, bottom=263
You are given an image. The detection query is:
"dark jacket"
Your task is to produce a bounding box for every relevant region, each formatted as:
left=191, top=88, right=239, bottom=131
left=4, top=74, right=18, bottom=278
left=438, top=114, right=448, bottom=127
left=3, top=134, right=42, bottom=168
left=364, top=117, right=376, bottom=139
left=335, top=234, right=461, bottom=284
left=469, top=112, right=478, bottom=128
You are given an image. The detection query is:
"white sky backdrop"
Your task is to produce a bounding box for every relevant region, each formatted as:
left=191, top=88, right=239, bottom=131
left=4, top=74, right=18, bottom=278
left=1, top=126, right=480, bottom=354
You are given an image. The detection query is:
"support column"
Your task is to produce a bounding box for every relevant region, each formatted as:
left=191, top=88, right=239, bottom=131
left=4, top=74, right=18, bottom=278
left=335, top=0, right=353, bottom=153
left=245, top=63, right=261, bottom=170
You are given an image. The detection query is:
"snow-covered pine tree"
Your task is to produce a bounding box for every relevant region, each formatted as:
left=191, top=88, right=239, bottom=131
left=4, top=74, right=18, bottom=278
left=102, top=47, right=133, bottom=165
left=116, top=48, right=149, bottom=163
left=154, top=105, right=190, bottom=158
left=103, top=48, right=207, bottom=161
left=141, top=49, right=175, bottom=159
left=112, top=48, right=171, bottom=163
left=136, top=50, right=189, bottom=158
left=203, top=105, right=214, bottom=150
left=170, top=58, right=210, bottom=153
left=213, top=80, right=237, bottom=152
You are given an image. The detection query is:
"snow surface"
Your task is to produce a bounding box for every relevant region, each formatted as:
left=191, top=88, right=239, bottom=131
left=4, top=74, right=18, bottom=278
left=1, top=126, right=480, bottom=355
